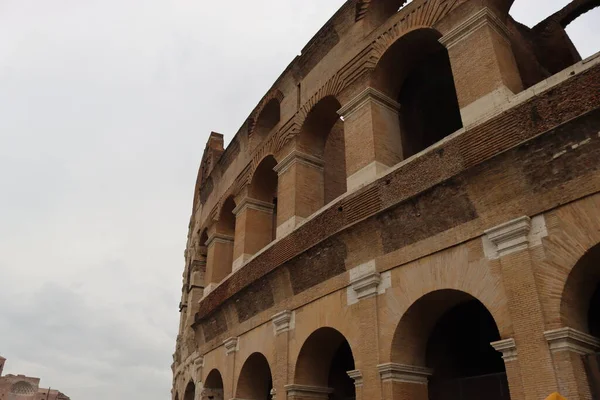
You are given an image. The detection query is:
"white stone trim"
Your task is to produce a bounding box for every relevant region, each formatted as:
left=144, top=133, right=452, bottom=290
left=347, top=160, right=390, bottom=192
left=337, top=87, right=401, bottom=119
left=460, top=85, right=515, bottom=127
left=483, top=215, right=548, bottom=259
left=276, top=216, right=306, bottom=239
left=347, top=369, right=363, bottom=387
left=544, top=327, right=600, bottom=355
left=205, top=233, right=234, bottom=248
left=347, top=260, right=392, bottom=305
left=272, top=310, right=295, bottom=335
left=491, top=338, right=518, bottom=362
left=284, top=385, right=333, bottom=399
left=377, top=363, right=433, bottom=384
left=232, top=197, right=274, bottom=216
left=232, top=253, right=252, bottom=272
left=273, top=150, right=324, bottom=176
left=439, top=7, right=511, bottom=50
left=223, top=337, right=239, bottom=355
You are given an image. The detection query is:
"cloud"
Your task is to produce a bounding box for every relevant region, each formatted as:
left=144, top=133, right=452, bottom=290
left=0, top=1, right=597, bottom=399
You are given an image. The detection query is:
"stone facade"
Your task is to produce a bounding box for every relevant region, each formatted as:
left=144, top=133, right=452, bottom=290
left=0, top=357, right=69, bottom=400
left=172, top=0, right=600, bottom=399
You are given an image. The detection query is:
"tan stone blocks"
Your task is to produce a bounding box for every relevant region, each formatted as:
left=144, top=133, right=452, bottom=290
left=440, top=7, right=523, bottom=125
left=205, top=233, right=234, bottom=285
left=338, top=88, right=403, bottom=191
left=232, top=197, right=275, bottom=269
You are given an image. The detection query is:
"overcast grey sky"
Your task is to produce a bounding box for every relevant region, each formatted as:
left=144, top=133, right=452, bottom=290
left=0, top=1, right=598, bottom=399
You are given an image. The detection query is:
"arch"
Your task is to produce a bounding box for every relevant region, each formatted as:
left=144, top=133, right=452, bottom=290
left=236, top=352, right=273, bottom=399
left=391, top=289, right=509, bottom=400
left=294, top=327, right=356, bottom=399
left=560, top=242, right=600, bottom=335
left=204, top=369, right=225, bottom=400
left=183, top=380, right=195, bottom=400
left=372, top=27, right=462, bottom=159
left=248, top=155, right=279, bottom=244
left=249, top=93, right=282, bottom=147
left=298, top=95, right=347, bottom=207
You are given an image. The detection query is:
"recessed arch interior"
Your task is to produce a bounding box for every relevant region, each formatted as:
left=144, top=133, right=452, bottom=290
left=373, top=28, right=463, bottom=159
left=252, top=98, right=280, bottom=146
left=236, top=353, right=273, bottom=400
left=392, top=289, right=508, bottom=400
left=183, top=381, right=195, bottom=400
left=561, top=243, right=600, bottom=335
left=294, top=327, right=356, bottom=398
left=299, top=95, right=347, bottom=206
left=217, top=196, right=236, bottom=237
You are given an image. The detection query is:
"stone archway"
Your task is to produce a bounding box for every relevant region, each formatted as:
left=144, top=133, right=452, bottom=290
left=556, top=242, right=600, bottom=399
left=372, top=27, right=463, bottom=160
left=291, top=327, right=356, bottom=400
left=202, top=369, right=224, bottom=400
left=183, top=380, right=195, bottom=400
left=388, top=289, right=509, bottom=400
left=236, top=352, right=273, bottom=400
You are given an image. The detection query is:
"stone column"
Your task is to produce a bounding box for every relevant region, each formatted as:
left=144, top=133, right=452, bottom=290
left=223, top=337, right=239, bottom=400
left=439, top=7, right=523, bottom=125
left=377, top=363, right=432, bottom=400
left=274, top=151, right=324, bottom=238
left=271, top=310, right=294, bottom=400
left=205, top=232, right=234, bottom=286
left=544, top=327, right=600, bottom=400
left=347, top=260, right=392, bottom=399
left=338, top=88, right=403, bottom=191
left=491, top=338, right=525, bottom=400
left=347, top=370, right=363, bottom=399
left=231, top=195, right=275, bottom=270
left=484, top=215, right=559, bottom=399
left=186, top=258, right=205, bottom=323
left=285, top=385, right=333, bottom=400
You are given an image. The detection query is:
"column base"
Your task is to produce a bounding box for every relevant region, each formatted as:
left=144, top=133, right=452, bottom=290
left=347, top=161, right=389, bottom=192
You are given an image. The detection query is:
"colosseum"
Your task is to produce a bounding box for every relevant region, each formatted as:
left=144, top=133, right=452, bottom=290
left=171, top=0, right=600, bottom=399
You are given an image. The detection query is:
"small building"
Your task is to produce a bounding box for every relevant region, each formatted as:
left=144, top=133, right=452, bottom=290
left=0, top=357, right=69, bottom=400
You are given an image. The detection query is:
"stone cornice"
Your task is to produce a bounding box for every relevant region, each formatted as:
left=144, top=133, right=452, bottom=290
left=205, top=233, right=234, bottom=248
left=223, top=337, right=239, bottom=355
left=491, top=338, right=518, bottom=362
left=484, top=216, right=531, bottom=257
left=272, top=310, right=294, bottom=335
left=347, top=370, right=363, bottom=387
left=273, top=150, right=324, bottom=176
left=439, top=7, right=511, bottom=49
left=284, top=385, right=333, bottom=398
left=350, top=271, right=381, bottom=301
left=337, top=87, right=400, bottom=119
left=232, top=197, right=274, bottom=216
left=544, top=327, right=600, bottom=354
left=377, top=363, right=433, bottom=384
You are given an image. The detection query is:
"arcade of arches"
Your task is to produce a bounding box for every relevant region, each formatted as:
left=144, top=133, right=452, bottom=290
left=175, top=0, right=600, bottom=399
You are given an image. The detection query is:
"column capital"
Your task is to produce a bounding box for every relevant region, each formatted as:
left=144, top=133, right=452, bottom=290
left=205, top=233, right=234, bottom=248
left=377, top=363, right=433, bottom=384
left=347, top=369, right=363, bottom=387
left=337, top=87, right=400, bottom=119
left=284, top=384, right=333, bottom=399
left=273, top=150, right=323, bottom=176
left=272, top=310, right=295, bottom=335
left=483, top=215, right=548, bottom=259
left=223, top=337, right=239, bottom=355
left=491, top=338, right=518, bottom=362
left=232, top=197, right=274, bottom=216
left=544, top=327, right=600, bottom=355
left=347, top=260, right=391, bottom=305
left=439, top=7, right=511, bottom=50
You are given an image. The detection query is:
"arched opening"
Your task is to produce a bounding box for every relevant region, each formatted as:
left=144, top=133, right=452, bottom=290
left=203, top=369, right=224, bottom=400
left=391, top=290, right=509, bottom=400
left=373, top=28, right=463, bottom=160
left=561, top=243, right=600, bottom=334
left=299, top=96, right=347, bottom=207
left=294, top=327, right=356, bottom=400
left=183, top=381, right=195, bottom=400
left=236, top=353, right=273, bottom=400
left=205, top=197, right=236, bottom=285
left=251, top=98, right=280, bottom=147
left=249, top=155, right=278, bottom=246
